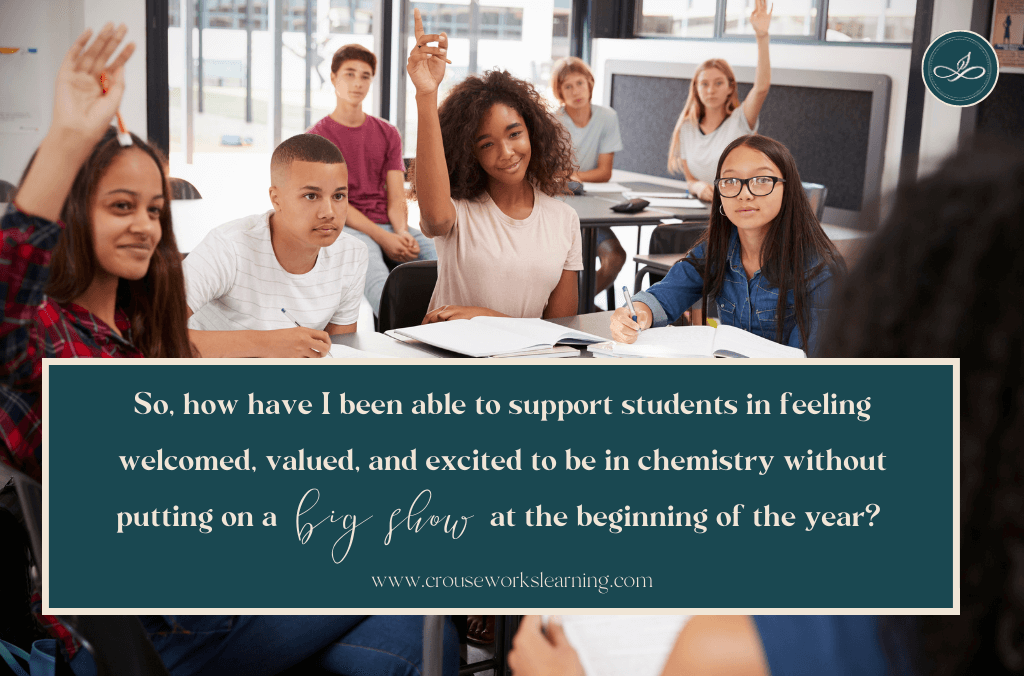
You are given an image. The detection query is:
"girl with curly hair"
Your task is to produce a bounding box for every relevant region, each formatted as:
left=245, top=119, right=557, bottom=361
left=408, top=9, right=581, bottom=322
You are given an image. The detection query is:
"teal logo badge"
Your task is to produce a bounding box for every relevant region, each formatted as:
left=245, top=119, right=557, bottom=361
left=922, top=30, right=999, bottom=107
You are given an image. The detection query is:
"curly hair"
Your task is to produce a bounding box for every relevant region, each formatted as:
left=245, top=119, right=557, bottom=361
left=409, top=70, right=575, bottom=200
left=820, top=137, right=1024, bottom=674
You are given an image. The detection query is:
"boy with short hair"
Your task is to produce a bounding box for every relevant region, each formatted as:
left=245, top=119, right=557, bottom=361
left=184, top=134, right=367, bottom=357
left=308, top=43, right=436, bottom=316
left=552, top=57, right=627, bottom=297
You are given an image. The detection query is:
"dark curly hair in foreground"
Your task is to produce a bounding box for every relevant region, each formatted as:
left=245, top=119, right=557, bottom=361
left=409, top=70, right=574, bottom=200
left=820, top=137, right=1024, bottom=674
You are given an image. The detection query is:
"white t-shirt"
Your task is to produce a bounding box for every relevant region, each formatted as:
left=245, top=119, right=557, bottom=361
left=428, top=190, right=583, bottom=318
left=185, top=210, right=368, bottom=331
left=675, top=106, right=758, bottom=183
left=557, top=104, right=624, bottom=172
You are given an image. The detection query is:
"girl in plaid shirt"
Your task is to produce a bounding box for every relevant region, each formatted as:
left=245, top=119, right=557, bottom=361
left=1, top=25, right=193, bottom=483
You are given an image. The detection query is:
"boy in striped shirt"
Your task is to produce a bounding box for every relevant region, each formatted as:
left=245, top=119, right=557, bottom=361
left=184, top=134, right=368, bottom=357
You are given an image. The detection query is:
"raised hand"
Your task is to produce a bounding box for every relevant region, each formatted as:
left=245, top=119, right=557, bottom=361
left=15, top=24, right=135, bottom=221
left=53, top=23, right=135, bottom=144
left=408, top=8, right=448, bottom=96
left=750, top=0, right=773, bottom=38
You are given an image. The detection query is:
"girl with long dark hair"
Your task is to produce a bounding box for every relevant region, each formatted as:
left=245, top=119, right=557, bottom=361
left=408, top=9, right=581, bottom=322
left=1, top=24, right=192, bottom=483
left=611, top=134, right=844, bottom=355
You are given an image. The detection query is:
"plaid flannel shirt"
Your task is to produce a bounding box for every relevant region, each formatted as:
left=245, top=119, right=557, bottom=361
left=1, top=205, right=142, bottom=481
left=2, top=205, right=144, bottom=661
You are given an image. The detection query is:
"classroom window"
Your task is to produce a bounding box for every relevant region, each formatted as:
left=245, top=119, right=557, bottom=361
left=399, top=1, right=571, bottom=154
left=635, top=0, right=716, bottom=38
left=826, top=0, right=916, bottom=43
left=634, top=0, right=915, bottom=43
left=724, top=0, right=817, bottom=38
left=168, top=0, right=378, bottom=182
left=410, top=3, right=524, bottom=40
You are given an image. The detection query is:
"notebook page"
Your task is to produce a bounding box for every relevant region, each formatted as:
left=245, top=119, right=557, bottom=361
left=629, top=326, right=717, bottom=357
left=327, top=344, right=395, bottom=359
left=713, top=325, right=807, bottom=359
left=560, top=615, right=691, bottom=676
left=475, top=317, right=606, bottom=346
left=393, top=319, right=543, bottom=357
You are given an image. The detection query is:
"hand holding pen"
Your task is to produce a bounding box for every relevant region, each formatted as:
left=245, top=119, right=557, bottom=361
left=281, top=308, right=333, bottom=358
left=609, top=291, right=652, bottom=344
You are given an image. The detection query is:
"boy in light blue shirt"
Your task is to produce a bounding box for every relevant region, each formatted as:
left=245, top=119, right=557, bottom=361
left=552, top=57, right=626, bottom=299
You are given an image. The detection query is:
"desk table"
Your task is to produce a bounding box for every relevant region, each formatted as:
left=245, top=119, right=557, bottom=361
left=330, top=313, right=614, bottom=359
left=562, top=171, right=710, bottom=314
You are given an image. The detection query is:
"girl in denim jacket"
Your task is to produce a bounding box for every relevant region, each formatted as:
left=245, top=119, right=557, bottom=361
left=611, top=134, right=844, bottom=356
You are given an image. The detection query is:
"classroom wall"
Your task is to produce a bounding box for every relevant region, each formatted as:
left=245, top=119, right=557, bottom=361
left=0, top=0, right=146, bottom=184
left=589, top=0, right=973, bottom=204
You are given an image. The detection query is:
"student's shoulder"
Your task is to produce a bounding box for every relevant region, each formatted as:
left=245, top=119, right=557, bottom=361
left=200, top=212, right=271, bottom=250
left=365, top=114, right=401, bottom=137
left=592, top=104, right=619, bottom=122
left=308, top=115, right=337, bottom=136
left=535, top=190, right=578, bottom=222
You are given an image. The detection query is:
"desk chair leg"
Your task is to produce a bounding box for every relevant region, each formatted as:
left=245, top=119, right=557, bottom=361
left=606, top=286, right=615, bottom=311
left=422, top=615, right=445, bottom=676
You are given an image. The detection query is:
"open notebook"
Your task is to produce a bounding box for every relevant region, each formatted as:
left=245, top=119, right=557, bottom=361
left=386, top=317, right=605, bottom=357
left=589, top=325, right=806, bottom=359
left=545, top=615, right=692, bottom=676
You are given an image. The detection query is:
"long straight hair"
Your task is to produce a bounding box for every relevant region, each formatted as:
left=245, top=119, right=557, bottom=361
left=40, top=127, right=193, bottom=358
left=684, top=134, right=845, bottom=352
left=668, top=59, right=742, bottom=174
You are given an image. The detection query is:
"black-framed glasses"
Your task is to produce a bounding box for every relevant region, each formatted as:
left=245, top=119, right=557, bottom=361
left=714, top=176, right=785, bottom=198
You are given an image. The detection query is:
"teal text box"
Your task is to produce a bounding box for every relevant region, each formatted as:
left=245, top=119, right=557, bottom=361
left=44, top=361, right=956, bottom=613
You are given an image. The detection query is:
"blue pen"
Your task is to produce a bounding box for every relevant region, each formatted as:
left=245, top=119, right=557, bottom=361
left=282, top=308, right=332, bottom=358
left=622, top=286, right=638, bottom=323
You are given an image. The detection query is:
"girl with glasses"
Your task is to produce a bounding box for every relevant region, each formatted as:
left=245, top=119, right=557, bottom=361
left=668, top=0, right=772, bottom=203
left=611, top=134, right=844, bottom=356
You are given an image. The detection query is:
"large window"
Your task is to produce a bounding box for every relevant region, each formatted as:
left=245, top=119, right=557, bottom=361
left=398, top=1, right=573, bottom=152
left=636, top=0, right=915, bottom=43
left=168, top=0, right=377, bottom=196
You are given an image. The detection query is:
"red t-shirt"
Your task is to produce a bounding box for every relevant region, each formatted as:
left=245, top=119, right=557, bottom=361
left=307, top=114, right=406, bottom=224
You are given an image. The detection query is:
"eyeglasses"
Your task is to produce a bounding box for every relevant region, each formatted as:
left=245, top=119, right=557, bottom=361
left=714, top=176, right=785, bottom=198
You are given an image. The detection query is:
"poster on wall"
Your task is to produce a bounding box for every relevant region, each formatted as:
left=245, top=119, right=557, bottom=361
left=991, top=0, right=1024, bottom=68
left=0, top=47, right=43, bottom=134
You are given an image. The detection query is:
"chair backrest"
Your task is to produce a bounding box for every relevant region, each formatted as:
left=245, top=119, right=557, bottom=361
left=0, top=462, right=168, bottom=675
left=377, top=260, right=438, bottom=334
left=802, top=182, right=828, bottom=222
left=169, top=177, right=202, bottom=200
left=0, top=180, right=16, bottom=203
left=648, top=223, right=705, bottom=257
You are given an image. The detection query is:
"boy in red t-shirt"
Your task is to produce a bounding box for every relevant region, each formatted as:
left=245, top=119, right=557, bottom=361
left=308, top=44, right=436, bottom=316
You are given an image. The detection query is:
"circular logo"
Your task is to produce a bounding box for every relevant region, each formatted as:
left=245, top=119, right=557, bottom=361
left=922, top=30, right=999, bottom=107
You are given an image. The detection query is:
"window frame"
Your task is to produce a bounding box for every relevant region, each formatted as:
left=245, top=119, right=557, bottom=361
left=632, top=0, right=915, bottom=48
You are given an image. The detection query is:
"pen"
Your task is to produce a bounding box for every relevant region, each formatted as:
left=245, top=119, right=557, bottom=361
left=281, top=308, right=332, bottom=358
left=622, top=286, right=638, bottom=324
left=99, top=72, right=132, bottom=147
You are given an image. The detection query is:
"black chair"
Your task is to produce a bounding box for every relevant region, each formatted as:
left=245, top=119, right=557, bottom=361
left=635, top=223, right=705, bottom=292
left=802, top=182, right=828, bottom=223
left=377, top=260, right=438, bottom=334
left=459, top=615, right=518, bottom=676
left=0, top=463, right=169, bottom=676
left=0, top=180, right=16, bottom=202
left=169, top=178, right=202, bottom=200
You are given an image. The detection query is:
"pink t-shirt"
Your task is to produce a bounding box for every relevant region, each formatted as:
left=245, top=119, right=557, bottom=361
left=308, top=114, right=405, bottom=224
left=428, top=189, right=583, bottom=318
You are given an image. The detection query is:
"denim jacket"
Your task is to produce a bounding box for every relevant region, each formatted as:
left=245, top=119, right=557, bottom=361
left=632, top=227, right=835, bottom=356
